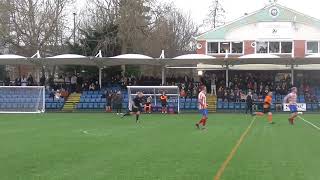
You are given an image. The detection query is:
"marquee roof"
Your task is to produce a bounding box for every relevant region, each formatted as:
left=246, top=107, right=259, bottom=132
left=0, top=53, right=319, bottom=70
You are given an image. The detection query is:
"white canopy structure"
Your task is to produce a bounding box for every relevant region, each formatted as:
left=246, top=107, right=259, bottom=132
left=111, top=54, right=153, bottom=59
left=239, top=54, right=281, bottom=59
left=295, top=64, right=320, bottom=70
left=0, top=54, right=30, bottom=65
left=45, top=54, right=95, bottom=66
left=173, top=54, right=216, bottom=60
left=230, top=64, right=290, bottom=70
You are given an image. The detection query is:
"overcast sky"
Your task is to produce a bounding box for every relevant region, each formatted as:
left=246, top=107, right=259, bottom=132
left=74, top=0, right=320, bottom=28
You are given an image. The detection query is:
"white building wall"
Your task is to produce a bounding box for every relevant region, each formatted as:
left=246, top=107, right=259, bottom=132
left=224, top=22, right=320, bottom=41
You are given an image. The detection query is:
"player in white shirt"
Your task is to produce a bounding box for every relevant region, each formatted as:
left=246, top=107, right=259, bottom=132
left=196, top=86, right=208, bottom=130
left=283, top=87, right=298, bottom=125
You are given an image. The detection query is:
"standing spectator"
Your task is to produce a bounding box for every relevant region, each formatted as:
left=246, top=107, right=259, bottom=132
left=27, top=74, right=34, bottom=86
left=21, top=75, right=27, bottom=86
left=114, top=91, right=123, bottom=115
left=40, top=75, right=46, bottom=86
left=70, top=75, right=77, bottom=93
left=106, top=92, right=112, bottom=112
left=246, top=92, right=253, bottom=114
left=64, top=75, right=70, bottom=90
left=210, top=75, right=217, bottom=96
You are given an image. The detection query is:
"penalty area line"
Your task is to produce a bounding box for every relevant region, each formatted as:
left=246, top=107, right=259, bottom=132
left=213, top=116, right=256, bottom=180
left=298, top=116, right=320, bottom=131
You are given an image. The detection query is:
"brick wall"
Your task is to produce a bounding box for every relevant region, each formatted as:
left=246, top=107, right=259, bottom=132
left=196, top=41, right=206, bottom=54
left=294, top=40, right=305, bottom=58
left=244, top=40, right=255, bottom=55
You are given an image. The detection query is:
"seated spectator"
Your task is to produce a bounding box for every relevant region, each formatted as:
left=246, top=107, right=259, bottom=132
left=144, top=96, right=152, bottom=114
left=89, top=83, right=96, bottom=91
left=55, top=90, right=61, bottom=100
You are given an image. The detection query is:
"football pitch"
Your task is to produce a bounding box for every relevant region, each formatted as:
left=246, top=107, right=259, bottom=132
left=0, top=113, right=319, bottom=180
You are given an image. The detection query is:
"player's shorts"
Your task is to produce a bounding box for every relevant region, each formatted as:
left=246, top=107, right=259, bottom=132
left=289, top=105, right=298, bottom=113
left=132, top=106, right=142, bottom=113
left=161, top=103, right=167, bottom=107
left=199, top=109, right=208, bottom=117
left=145, top=103, right=151, bottom=110
left=263, top=107, right=271, bottom=113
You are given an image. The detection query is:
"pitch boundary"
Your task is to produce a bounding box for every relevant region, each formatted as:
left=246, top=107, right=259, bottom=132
left=213, top=116, right=256, bottom=180
left=298, top=116, right=320, bottom=131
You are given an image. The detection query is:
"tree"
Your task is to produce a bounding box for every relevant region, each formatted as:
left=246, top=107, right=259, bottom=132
left=0, top=0, right=74, bottom=56
left=145, top=3, right=199, bottom=57
left=202, top=0, right=226, bottom=30
left=69, top=0, right=122, bottom=57
left=117, top=0, right=153, bottom=54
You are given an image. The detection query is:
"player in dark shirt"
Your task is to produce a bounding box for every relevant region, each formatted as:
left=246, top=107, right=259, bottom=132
left=121, top=92, right=144, bottom=123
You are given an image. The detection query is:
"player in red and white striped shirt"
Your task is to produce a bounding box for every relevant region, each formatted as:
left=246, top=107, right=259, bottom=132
left=196, top=86, right=208, bottom=130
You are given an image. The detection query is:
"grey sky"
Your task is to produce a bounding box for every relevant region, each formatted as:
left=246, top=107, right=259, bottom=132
left=74, top=0, right=320, bottom=29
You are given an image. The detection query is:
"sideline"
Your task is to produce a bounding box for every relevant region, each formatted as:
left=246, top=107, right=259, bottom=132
left=298, top=116, right=320, bottom=131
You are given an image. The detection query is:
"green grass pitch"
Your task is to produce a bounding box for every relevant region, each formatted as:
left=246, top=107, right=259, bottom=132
left=0, top=113, right=319, bottom=180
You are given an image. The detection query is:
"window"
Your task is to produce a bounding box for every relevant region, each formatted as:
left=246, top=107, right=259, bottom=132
left=306, top=41, right=319, bottom=54
left=232, top=42, right=243, bottom=54
left=269, top=42, right=280, bottom=53
left=256, top=42, right=268, bottom=53
left=281, top=42, right=292, bottom=53
left=255, top=41, right=293, bottom=54
left=220, top=42, right=230, bottom=53
left=207, top=42, right=218, bottom=54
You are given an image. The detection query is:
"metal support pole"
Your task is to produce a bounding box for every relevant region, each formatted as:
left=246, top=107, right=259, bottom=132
left=99, top=68, right=102, bottom=89
left=161, top=66, right=166, bottom=85
left=226, top=65, right=229, bottom=88
left=291, top=64, right=294, bottom=86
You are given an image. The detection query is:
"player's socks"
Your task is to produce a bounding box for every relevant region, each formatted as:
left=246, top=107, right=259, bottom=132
left=203, top=118, right=207, bottom=126
left=288, top=118, right=293, bottom=125
left=268, top=115, right=273, bottom=123
left=255, top=112, right=264, bottom=116
left=198, top=118, right=204, bottom=125
left=136, top=115, right=139, bottom=122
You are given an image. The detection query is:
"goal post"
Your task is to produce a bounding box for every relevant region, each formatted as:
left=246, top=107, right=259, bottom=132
left=127, top=86, right=180, bottom=113
left=0, top=86, right=45, bottom=113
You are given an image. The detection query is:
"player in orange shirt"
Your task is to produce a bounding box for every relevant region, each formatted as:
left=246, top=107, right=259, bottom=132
left=254, top=91, right=274, bottom=124
left=160, top=92, right=168, bottom=114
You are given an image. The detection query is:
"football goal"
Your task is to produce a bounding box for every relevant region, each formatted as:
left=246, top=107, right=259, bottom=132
left=0, top=86, right=45, bottom=113
left=127, top=86, right=180, bottom=113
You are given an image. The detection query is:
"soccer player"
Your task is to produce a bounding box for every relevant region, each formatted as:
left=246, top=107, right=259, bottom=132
left=121, top=92, right=144, bottom=123
left=160, top=92, right=168, bottom=114
left=283, top=87, right=298, bottom=125
left=196, top=86, right=208, bottom=130
left=144, top=96, right=152, bottom=114
left=254, top=91, right=274, bottom=124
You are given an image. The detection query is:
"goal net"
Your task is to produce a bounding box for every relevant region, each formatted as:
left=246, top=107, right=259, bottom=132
left=127, top=86, right=180, bottom=113
left=0, top=86, right=45, bottom=113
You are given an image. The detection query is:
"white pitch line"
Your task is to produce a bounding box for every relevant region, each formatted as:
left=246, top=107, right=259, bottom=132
left=298, top=116, right=320, bottom=131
